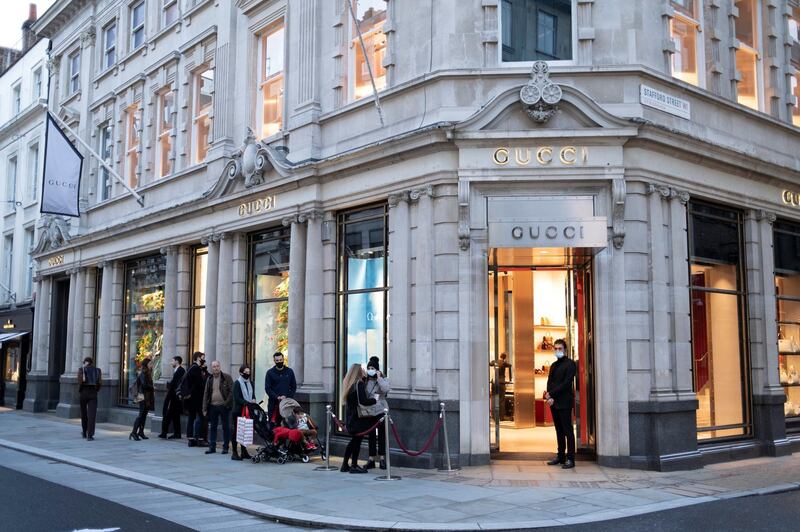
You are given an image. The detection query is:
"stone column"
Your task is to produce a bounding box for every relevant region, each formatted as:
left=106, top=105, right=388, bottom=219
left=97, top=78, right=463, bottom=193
left=216, top=233, right=233, bottom=372
left=647, top=185, right=673, bottom=397
left=29, top=277, right=45, bottom=374
left=284, top=216, right=307, bottom=383
left=231, top=234, right=248, bottom=368
left=176, top=246, right=192, bottom=358
left=109, top=261, right=124, bottom=383
left=160, top=246, right=179, bottom=380
left=24, top=276, right=52, bottom=412
left=388, top=192, right=411, bottom=392
left=302, top=210, right=324, bottom=389
left=96, top=262, right=114, bottom=374
left=668, top=189, right=694, bottom=398
left=82, top=267, right=97, bottom=362
left=203, top=235, right=220, bottom=361
left=63, top=269, right=78, bottom=375
left=411, top=186, right=435, bottom=394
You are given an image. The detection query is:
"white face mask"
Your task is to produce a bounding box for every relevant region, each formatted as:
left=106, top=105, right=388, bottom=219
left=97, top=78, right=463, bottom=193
left=366, top=369, right=377, bottom=377
left=555, top=349, right=565, bottom=359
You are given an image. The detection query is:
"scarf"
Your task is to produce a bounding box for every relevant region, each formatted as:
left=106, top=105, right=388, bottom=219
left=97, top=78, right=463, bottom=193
left=237, top=376, right=253, bottom=403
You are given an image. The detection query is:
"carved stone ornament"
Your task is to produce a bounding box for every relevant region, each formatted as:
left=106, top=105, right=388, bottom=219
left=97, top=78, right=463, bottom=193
left=32, top=215, right=71, bottom=255
left=226, top=127, right=272, bottom=188
left=520, top=61, right=563, bottom=123
left=611, top=179, right=626, bottom=250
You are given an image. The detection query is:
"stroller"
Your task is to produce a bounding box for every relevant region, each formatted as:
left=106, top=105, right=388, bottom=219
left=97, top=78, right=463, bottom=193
left=275, top=398, right=326, bottom=464
left=246, top=402, right=289, bottom=464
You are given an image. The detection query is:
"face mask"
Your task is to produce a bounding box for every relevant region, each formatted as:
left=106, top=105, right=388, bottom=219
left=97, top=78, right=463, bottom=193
left=275, top=362, right=284, bottom=368
left=243, top=373, right=250, bottom=379
left=366, top=369, right=377, bottom=377
left=555, top=350, right=565, bottom=359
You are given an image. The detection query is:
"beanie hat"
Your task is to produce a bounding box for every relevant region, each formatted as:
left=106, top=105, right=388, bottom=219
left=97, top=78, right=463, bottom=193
left=367, top=356, right=380, bottom=371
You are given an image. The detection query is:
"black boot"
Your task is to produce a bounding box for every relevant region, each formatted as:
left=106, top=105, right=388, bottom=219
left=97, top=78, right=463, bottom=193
left=240, top=445, right=251, bottom=459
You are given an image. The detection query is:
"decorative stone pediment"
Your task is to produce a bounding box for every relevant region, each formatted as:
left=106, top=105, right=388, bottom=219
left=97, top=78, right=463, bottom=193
left=520, top=61, right=563, bottom=123
left=204, top=127, right=294, bottom=199
left=33, top=215, right=71, bottom=255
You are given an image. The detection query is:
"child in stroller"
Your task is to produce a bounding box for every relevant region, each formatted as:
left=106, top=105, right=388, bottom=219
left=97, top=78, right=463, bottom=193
left=245, top=402, right=289, bottom=464
left=273, top=399, right=325, bottom=463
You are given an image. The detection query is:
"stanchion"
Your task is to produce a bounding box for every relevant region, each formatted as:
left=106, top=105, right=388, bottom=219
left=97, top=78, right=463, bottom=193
left=315, top=405, right=338, bottom=471
left=438, top=402, right=460, bottom=472
left=375, top=408, right=400, bottom=481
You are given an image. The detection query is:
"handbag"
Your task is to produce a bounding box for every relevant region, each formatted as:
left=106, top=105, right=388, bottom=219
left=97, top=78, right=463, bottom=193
left=128, top=376, right=144, bottom=403
left=236, top=406, right=254, bottom=446
left=358, top=380, right=389, bottom=418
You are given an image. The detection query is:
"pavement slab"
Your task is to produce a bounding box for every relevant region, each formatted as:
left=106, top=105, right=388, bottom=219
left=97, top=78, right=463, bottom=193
left=0, top=409, right=799, bottom=531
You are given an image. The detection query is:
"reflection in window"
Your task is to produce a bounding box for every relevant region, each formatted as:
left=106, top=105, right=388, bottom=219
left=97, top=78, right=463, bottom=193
left=156, top=90, right=175, bottom=178
left=502, top=0, right=573, bottom=62
left=351, top=0, right=387, bottom=100
left=193, top=68, right=214, bottom=164
left=125, top=105, right=141, bottom=188
left=99, top=123, right=112, bottom=201
left=249, top=228, right=290, bottom=406
left=734, top=0, right=760, bottom=110
left=689, top=202, right=750, bottom=440
left=337, top=205, right=388, bottom=399
left=131, top=1, right=145, bottom=49
left=120, top=255, right=166, bottom=405
left=260, top=19, right=285, bottom=138
left=669, top=1, right=701, bottom=86
left=190, top=246, right=208, bottom=354
left=104, top=22, right=116, bottom=68
left=4, top=346, right=19, bottom=383
left=775, top=220, right=800, bottom=424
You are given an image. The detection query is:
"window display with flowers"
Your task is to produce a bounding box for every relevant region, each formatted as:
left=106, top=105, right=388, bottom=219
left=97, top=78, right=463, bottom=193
left=120, top=255, right=166, bottom=405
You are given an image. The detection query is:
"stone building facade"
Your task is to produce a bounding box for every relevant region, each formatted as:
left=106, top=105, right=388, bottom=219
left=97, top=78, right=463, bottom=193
left=24, top=0, right=800, bottom=470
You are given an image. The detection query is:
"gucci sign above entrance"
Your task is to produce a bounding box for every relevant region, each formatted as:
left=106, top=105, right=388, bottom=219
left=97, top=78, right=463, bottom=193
left=783, top=189, right=800, bottom=208
left=492, top=146, right=588, bottom=167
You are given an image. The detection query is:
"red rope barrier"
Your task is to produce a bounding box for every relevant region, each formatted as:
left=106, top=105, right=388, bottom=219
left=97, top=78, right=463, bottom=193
left=389, top=415, right=444, bottom=457
left=330, top=413, right=385, bottom=437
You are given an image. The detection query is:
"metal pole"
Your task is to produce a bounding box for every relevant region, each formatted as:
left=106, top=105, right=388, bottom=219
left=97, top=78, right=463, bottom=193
left=375, top=408, right=400, bottom=481
left=315, top=405, right=337, bottom=471
left=438, top=402, right=459, bottom=472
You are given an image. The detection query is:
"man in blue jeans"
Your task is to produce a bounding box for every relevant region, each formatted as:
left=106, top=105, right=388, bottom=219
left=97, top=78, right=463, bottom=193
left=202, top=360, right=233, bottom=454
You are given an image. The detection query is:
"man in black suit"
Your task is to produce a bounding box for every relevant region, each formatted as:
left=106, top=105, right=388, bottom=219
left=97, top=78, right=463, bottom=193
left=158, top=356, right=185, bottom=439
left=185, top=351, right=207, bottom=447
left=545, top=339, right=577, bottom=469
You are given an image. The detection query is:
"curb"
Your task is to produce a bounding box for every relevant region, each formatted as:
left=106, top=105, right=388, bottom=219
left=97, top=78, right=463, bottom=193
left=1, top=437, right=798, bottom=531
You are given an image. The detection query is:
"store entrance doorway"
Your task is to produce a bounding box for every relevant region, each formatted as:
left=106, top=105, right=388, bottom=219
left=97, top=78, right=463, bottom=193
left=488, top=247, right=596, bottom=459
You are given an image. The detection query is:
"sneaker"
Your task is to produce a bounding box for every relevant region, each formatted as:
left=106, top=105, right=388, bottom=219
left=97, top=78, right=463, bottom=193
left=205, top=448, right=216, bottom=454
left=349, top=465, right=368, bottom=474
left=546, top=457, right=565, bottom=466
left=340, top=464, right=351, bottom=473
left=364, top=460, right=376, bottom=470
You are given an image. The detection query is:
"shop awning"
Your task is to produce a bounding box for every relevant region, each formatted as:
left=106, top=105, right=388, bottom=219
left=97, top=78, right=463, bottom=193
left=0, top=331, right=29, bottom=345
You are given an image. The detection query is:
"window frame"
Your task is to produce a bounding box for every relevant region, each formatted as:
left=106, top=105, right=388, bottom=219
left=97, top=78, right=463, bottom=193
left=27, top=142, right=39, bottom=202
left=162, top=0, right=178, bottom=28
left=498, top=0, right=578, bottom=67
left=734, top=0, right=764, bottom=111
left=24, top=227, right=34, bottom=298
left=335, top=203, right=389, bottom=416
left=130, top=0, right=146, bottom=51
left=5, top=155, right=17, bottom=211
left=669, top=0, right=706, bottom=88
left=774, top=219, right=800, bottom=430
left=32, top=67, right=42, bottom=99
left=11, top=82, right=21, bottom=115
left=68, top=50, right=81, bottom=95
left=124, top=104, right=141, bottom=188
left=98, top=122, right=113, bottom=201
left=189, top=245, right=208, bottom=354
left=155, top=88, right=175, bottom=178
left=258, top=17, right=286, bottom=139
left=2, top=235, right=13, bottom=297
left=191, top=66, right=214, bottom=164
left=347, top=0, right=389, bottom=102
left=687, top=200, right=752, bottom=443
left=789, top=3, right=800, bottom=125
left=103, top=21, right=117, bottom=69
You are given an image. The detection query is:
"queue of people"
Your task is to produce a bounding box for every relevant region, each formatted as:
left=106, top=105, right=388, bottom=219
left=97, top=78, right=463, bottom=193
left=78, top=349, right=394, bottom=472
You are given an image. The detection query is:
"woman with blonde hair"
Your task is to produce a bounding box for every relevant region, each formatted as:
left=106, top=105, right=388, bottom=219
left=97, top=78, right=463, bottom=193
left=340, top=363, right=377, bottom=473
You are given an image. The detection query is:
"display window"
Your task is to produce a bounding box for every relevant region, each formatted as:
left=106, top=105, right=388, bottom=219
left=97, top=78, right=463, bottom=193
left=336, top=205, right=388, bottom=406
left=4, top=346, right=19, bottom=382
left=190, top=246, right=208, bottom=354
left=248, top=228, right=290, bottom=405
left=688, top=201, right=751, bottom=440
left=774, top=219, right=800, bottom=426
left=119, top=255, right=166, bottom=406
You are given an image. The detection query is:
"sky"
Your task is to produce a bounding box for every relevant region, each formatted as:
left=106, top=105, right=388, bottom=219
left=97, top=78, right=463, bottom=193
left=0, top=0, right=58, bottom=50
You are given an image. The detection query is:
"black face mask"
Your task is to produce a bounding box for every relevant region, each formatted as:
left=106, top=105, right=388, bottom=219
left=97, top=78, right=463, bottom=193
left=242, top=373, right=250, bottom=380
left=275, top=362, right=284, bottom=369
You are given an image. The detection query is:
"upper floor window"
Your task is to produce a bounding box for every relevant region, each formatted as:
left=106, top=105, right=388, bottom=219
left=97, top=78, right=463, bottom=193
left=68, top=50, right=81, bottom=94
left=5, top=156, right=17, bottom=212
left=350, top=0, right=387, bottom=101
left=192, top=68, right=214, bottom=164
left=12, top=83, right=21, bottom=115
left=32, top=67, right=42, bottom=98
left=156, top=89, right=175, bottom=178
left=669, top=1, right=703, bottom=87
left=98, top=123, right=113, bottom=201
left=24, top=227, right=34, bottom=298
left=131, top=1, right=146, bottom=50
left=163, top=0, right=178, bottom=27
left=259, top=18, right=285, bottom=138
left=734, top=0, right=761, bottom=110
left=27, top=142, right=38, bottom=202
left=125, top=104, right=141, bottom=188
left=501, top=0, right=574, bottom=62
left=790, top=5, right=799, bottom=126
left=104, top=22, right=117, bottom=68
left=2, top=235, right=12, bottom=295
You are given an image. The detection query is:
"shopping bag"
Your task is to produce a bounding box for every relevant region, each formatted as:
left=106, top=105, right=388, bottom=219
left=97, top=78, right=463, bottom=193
left=236, top=415, right=254, bottom=446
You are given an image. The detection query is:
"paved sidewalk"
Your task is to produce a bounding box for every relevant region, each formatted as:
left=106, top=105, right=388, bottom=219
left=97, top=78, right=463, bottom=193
left=1, top=409, right=798, bottom=531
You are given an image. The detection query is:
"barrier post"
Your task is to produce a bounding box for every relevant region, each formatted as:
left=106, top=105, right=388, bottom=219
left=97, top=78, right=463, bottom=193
left=375, top=408, right=400, bottom=481
left=315, top=405, right=337, bottom=471
left=438, top=402, right=460, bottom=472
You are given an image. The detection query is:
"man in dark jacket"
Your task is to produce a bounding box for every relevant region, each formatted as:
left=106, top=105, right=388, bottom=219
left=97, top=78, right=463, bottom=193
left=77, top=357, right=101, bottom=441
left=545, top=339, right=577, bottom=469
left=158, top=356, right=185, bottom=439
left=202, top=360, right=234, bottom=454
left=264, top=352, right=296, bottom=421
left=184, top=351, right=206, bottom=447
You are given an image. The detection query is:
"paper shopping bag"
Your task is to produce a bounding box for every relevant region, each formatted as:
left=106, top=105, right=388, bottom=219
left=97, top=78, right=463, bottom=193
left=236, top=416, right=254, bottom=446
